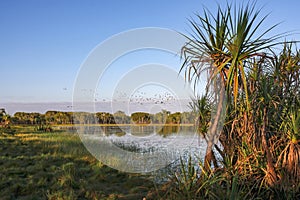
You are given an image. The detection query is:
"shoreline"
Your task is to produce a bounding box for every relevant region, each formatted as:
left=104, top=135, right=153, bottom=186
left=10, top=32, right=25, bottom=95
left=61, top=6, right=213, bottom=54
left=54, top=123, right=195, bottom=127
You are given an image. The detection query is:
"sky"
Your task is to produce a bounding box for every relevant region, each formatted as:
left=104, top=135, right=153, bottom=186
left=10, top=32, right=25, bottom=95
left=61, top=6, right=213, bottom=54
left=1, top=0, right=300, bottom=113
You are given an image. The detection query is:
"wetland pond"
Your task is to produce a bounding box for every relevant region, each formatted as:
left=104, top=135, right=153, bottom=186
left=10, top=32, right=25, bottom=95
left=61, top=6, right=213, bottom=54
left=71, top=125, right=208, bottom=173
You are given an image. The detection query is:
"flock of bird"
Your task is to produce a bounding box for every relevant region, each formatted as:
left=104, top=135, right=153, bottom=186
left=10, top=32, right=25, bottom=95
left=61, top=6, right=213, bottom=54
left=67, top=88, right=178, bottom=108
left=116, top=90, right=177, bottom=105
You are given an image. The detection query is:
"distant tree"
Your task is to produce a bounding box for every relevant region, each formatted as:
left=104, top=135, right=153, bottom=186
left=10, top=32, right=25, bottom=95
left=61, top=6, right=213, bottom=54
left=181, top=111, right=196, bottom=124
left=45, top=111, right=57, bottom=124
left=153, top=112, right=163, bottom=124
left=131, top=112, right=151, bottom=124
left=73, top=112, right=98, bottom=124
left=44, top=111, right=73, bottom=124
left=167, top=112, right=181, bottom=124
left=29, top=113, right=42, bottom=125
left=113, top=111, right=130, bottom=124
left=96, top=112, right=115, bottom=124
left=54, top=112, right=72, bottom=124
left=0, top=109, right=11, bottom=127
left=13, top=112, right=33, bottom=124
left=161, top=109, right=170, bottom=123
left=0, top=108, right=6, bottom=124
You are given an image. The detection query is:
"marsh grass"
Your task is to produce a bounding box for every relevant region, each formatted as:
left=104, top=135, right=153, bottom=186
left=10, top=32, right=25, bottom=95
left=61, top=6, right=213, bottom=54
left=0, top=126, right=154, bottom=199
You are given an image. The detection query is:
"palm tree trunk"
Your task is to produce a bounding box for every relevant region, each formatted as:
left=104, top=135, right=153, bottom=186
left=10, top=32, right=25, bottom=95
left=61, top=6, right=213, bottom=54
left=203, top=83, right=225, bottom=172
left=204, top=142, right=214, bottom=171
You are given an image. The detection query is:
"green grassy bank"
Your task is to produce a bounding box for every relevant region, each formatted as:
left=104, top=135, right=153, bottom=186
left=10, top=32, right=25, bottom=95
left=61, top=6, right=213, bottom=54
left=0, top=127, right=155, bottom=200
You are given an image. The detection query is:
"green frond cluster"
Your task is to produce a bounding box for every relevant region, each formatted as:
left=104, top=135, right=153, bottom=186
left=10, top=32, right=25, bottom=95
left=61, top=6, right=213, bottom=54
left=181, top=1, right=286, bottom=110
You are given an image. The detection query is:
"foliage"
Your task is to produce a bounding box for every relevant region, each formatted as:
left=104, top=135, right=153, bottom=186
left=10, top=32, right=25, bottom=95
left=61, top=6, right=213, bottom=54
left=181, top=1, right=283, bottom=109
left=131, top=112, right=152, bottom=124
left=96, top=112, right=115, bottom=124
left=175, top=1, right=300, bottom=199
left=8, top=110, right=197, bottom=126
left=113, top=110, right=130, bottom=124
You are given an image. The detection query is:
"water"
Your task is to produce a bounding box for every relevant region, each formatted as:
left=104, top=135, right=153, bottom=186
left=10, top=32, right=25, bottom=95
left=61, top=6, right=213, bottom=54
left=75, top=125, right=207, bottom=174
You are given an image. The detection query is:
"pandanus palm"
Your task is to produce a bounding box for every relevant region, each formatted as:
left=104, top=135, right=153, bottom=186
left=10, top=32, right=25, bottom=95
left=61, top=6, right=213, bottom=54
left=272, top=43, right=300, bottom=188
left=181, top=2, right=283, bottom=171
left=276, top=108, right=300, bottom=189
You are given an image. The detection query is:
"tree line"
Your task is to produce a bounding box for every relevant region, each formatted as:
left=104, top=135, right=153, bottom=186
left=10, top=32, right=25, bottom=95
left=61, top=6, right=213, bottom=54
left=2, top=109, right=197, bottom=125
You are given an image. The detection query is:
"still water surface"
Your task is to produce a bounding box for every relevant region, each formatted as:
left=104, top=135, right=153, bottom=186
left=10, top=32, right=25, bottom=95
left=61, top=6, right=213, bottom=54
left=76, top=125, right=207, bottom=173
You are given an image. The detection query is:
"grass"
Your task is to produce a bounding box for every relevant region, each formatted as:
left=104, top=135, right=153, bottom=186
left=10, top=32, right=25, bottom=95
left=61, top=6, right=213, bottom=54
left=6, top=125, right=298, bottom=199
left=0, top=126, right=155, bottom=199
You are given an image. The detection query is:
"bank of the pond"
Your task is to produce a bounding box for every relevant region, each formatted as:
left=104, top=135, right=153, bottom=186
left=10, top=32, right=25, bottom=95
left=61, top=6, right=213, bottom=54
left=0, top=128, right=155, bottom=199
left=53, top=123, right=195, bottom=128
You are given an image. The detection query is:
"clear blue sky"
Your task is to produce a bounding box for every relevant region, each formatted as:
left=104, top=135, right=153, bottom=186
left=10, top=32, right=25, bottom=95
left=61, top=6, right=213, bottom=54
left=1, top=0, right=300, bottom=104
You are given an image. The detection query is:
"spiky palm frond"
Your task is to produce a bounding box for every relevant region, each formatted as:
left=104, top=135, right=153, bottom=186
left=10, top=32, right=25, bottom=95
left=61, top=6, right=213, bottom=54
left=181, top=1, right=285, bottom=109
